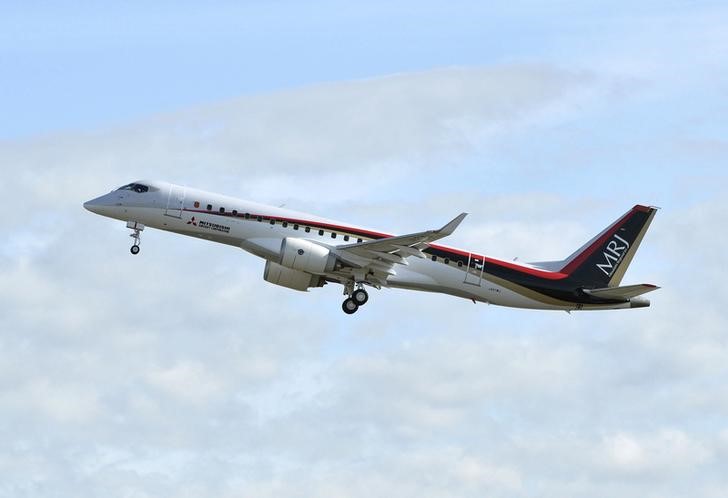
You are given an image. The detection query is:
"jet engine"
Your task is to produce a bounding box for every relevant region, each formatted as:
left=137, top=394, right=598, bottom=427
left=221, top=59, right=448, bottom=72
left=263, top=261, right=325, bottom=292
left=279, top=237, right=337, bottom=274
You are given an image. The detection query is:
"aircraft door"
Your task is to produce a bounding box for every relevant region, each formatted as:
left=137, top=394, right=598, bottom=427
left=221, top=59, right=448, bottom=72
left=164, top=184, right=186, bottom=218
left=463, top=253, right=485, bottom=286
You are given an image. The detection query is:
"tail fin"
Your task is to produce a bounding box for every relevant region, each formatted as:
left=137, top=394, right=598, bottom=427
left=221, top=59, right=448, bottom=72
left=532, top=205, right=658, bottom=287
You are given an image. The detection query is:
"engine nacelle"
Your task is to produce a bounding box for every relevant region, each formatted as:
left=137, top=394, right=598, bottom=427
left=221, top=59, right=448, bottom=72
left=263, top=261, right=325, bottom=292
left=279, top=237, right=337, bottom=274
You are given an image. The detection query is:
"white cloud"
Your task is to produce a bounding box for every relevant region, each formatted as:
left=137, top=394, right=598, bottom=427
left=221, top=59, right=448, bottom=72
left=1, top=65, right=594, bottom=213
left=599, top=430, right=712, bottom=475
left=1, top=60, right=728, bottom=498
left=2, top=379, right=102, bottom=424
left=146, top=362, right=227, bottom=405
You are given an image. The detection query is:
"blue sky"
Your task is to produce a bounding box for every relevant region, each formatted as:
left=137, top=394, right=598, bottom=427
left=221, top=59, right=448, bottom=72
left=4, top=1, right=723, bottom=138
left=2, top=2, right=728, bottom=497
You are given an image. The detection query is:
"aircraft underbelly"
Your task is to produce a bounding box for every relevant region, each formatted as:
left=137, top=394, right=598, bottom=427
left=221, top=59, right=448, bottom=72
left=386, top=260, right=554, bottom=309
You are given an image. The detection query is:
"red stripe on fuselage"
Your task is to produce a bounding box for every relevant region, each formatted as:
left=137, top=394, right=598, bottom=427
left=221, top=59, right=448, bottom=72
left=427, top=243, right=568, bottom=280
left=184, top=208, right=391, bottom=239
left=183, top=208, right=569, bottom=280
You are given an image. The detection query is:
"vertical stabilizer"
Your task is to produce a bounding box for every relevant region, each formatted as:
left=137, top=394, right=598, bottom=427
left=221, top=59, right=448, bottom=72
left=558, top=205, right=658, bottom=287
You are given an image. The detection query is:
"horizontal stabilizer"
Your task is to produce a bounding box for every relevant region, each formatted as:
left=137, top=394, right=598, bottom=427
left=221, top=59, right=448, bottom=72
left=583, top=283, right=660, bottom=300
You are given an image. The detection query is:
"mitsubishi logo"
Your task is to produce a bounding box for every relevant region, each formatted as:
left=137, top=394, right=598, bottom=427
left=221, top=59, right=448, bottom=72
left=187, top=216, right=198, bottom=226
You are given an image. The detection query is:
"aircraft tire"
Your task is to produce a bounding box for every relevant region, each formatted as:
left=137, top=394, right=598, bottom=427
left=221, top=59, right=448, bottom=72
left=352, top=289, right=369, bottom=306
left=342, top=298, right=359, bottom=314
left=130, top=245, right=140, bottom=255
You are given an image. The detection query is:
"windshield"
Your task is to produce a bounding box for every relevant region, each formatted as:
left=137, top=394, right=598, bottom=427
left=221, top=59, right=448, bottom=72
left=117, top=183, right=149, bottom=193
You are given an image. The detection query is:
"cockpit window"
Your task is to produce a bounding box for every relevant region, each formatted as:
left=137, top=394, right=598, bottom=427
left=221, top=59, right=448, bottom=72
left=117, top=183, right=149, bottom=193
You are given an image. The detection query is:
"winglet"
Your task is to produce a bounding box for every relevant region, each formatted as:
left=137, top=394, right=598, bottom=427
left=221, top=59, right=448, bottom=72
left=439, top=213, right=468, bottom=236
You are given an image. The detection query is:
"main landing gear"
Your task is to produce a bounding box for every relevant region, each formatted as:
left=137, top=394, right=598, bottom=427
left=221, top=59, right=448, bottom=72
left=342, top=297, right=359, bottom=314
left=127, top=221, right=145, bottom=255
left=341, top=283, right=370, bottom=314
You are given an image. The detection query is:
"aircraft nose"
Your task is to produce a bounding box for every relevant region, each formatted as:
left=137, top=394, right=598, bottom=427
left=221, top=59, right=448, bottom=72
left=83, top=197, right=102, bottom=213
left=83, top=193, right=116, bottom=214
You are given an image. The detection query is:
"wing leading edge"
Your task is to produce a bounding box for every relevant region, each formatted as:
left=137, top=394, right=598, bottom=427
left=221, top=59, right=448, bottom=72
left=331, top=213, right=468, bottom=281
left=338, top=212, right=467, bottom=257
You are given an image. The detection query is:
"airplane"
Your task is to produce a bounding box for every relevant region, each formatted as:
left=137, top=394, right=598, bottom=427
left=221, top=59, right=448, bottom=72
left=84, top=180, right=659, bottom=314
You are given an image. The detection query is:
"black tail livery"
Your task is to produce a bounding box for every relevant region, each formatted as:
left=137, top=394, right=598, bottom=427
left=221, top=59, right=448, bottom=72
left=559, top=205, right=658, bottom=288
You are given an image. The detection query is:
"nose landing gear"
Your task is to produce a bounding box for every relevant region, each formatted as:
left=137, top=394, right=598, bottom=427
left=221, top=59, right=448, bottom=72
left=127, top=221, right=144, bottom=255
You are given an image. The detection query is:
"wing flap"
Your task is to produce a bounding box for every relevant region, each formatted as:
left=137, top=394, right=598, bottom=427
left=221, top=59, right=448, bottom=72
left=360, top=249, right=408, bottom=265
left=392, top=245, right=426, bottom=258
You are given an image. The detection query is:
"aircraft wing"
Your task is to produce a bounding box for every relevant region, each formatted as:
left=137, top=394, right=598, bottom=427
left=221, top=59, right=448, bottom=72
left=582, top=283, right=660, bottom=300
left=331, top=213, right=467, bottom=284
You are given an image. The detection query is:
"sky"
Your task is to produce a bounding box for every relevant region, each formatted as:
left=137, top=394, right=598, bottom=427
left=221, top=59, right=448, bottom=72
left=1, top=1, right=728, bottom=497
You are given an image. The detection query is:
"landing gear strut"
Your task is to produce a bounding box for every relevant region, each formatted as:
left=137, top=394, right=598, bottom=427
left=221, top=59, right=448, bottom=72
left=127, top=221, right=144, bottom=255
left=341, top=282, right=370, bottom=314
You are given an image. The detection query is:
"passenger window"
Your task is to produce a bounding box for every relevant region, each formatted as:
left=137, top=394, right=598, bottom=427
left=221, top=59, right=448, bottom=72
left=318, top=229, right=324, bottom=236
left=343, top=235, right=349, bottom=241
left=194, top=201, right=200, bottom=208
left=257, top=216, right=262, bottom=222
left=270, top=219, right=275, bottom=225
left=293, top=224, right=299, bottom=230
left=244, top=213, right=250, bottom=219
left=232, top=210, right=238, bottom=216
left=207, top=204, right=212, bottom=211
left=305, top=227, right=310, bottom=233
left=282, top=221, right=288, bottom=228
left=357, top=238, right=362, bottom=243
left=219, top=207, right=225, bottom=213
left=331, top=232, right=336, bottom=239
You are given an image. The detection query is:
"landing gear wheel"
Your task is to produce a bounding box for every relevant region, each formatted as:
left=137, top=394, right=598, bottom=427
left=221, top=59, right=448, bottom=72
left=342, top=298, right=359, bottom=314
left=352, top=288, right=369, bottom=306
left=128, top=222, right=144, bottom=255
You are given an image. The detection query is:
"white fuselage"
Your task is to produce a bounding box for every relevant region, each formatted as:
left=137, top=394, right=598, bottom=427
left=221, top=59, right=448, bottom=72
left=84, top=181, right=637, bottom=311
